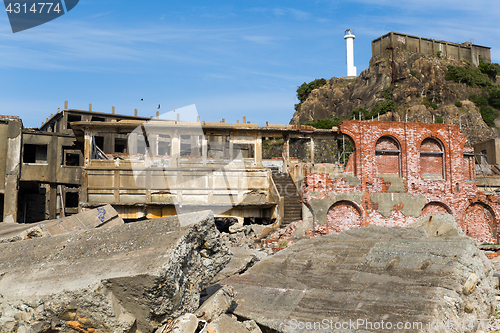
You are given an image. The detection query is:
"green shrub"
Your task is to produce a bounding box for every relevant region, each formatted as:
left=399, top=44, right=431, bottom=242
left=371, top=99, right=397, bottom=116
left=437, top=51, right=442, bottom=58
left=446, top=64, right=492, bottom=87
left=478, top=57, right=500, bottom=81
left=382, top=86, right=393, bottom=100
left=296, top=78, right=327, bottom=103
left=487, top=85, right=500, bottom=109
left=455, top=101, right=463, bottom=107
left=435, top=116, right=444, bottom=123
left=479, top=105, right=499, bottom=127
left=410, top=70, right=418, bottom=79
left=469, top=93, right=489, bottom=107
left=423, top=98, right=438, bottom=110
left=302, top=116, right=342, bottom=129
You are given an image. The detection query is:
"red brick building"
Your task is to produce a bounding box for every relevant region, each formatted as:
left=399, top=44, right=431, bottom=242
left=302, top=120, right=500, bottom=244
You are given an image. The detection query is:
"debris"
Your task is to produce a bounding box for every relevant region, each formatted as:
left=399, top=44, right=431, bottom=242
left=224, top=224, right=495, bottom=333
left=0, top=204, right=123, bottom=243
left=195, top=285, right=234, bottom=322
left=0, top=210, right=231, bottom=333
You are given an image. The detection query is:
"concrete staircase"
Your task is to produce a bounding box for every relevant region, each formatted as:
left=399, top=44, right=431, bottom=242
left=272, top=173, right=302, bottom=226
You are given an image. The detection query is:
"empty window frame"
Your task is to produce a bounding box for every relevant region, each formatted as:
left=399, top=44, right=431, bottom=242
left=63, top=148, right=82, bottom=166
left=208, top=135, right=230, bottom=159
left=114, top=138, right=127, bottom=154
left=180, top=135, right=202, bottom=157
left=157, top=134, right=171, bottom=156
left=23, top=144, right=48, bottom=164
left=67, top=114, right=81, bottom=130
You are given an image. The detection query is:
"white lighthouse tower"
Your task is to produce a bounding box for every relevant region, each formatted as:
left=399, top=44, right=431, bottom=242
left=344, top=29, right=357, bottom=77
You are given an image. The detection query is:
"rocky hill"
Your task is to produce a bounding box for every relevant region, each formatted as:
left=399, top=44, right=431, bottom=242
left=290, top=48, right=500, bottom=145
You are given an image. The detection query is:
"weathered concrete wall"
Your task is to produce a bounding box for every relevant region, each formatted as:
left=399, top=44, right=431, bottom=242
left=474, top=138, right=500, bottom=165
left=372, top=32, right=490, bottom=65
left=302, top=120, right=500, bottom=244
left=3, top=119, right=22, bottom=223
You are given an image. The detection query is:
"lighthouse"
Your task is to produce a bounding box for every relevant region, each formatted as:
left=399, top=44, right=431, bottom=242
left=344, top=29, right=357, bottom=77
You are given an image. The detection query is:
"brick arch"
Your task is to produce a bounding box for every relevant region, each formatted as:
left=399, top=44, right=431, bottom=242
left=375, top=135, right=401, bottom=176
left=422, top=201, right=453, bottom=217
left=420, top=137, right=445, bottom=180
left=464, top=203, right=497, bottom=244
left=325, top=200, right=363, bottom=233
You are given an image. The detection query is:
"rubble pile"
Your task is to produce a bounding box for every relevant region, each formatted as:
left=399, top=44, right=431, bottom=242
left=0, top=210, right=231, bottom=332
left=1, top=209, right=500, bottom=333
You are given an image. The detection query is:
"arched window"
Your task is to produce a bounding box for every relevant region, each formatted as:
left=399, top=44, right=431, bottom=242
left=420, top=138, right=445, bottom=180
left=375, top=136, right=401, bottom=176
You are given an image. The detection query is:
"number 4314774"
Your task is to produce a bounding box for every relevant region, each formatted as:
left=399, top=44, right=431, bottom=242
left=5, top=3, right=62, bottom=14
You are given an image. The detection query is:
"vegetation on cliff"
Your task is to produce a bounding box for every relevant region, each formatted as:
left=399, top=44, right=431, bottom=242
left=290, top=48, right=500, bottom=144
left=446, top=58, right=500, bottom=127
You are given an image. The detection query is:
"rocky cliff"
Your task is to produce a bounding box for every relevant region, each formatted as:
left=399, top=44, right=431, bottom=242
left=290, top=48, right=498, bottom=145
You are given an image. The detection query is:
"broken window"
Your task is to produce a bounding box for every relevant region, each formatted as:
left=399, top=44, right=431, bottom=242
left=233, top=143, right=254, bottom=159
left=157, top=134, right=171, bottom=156
left=23, top=144, right=48, bottom=164
left=114, top=138, right=127, bottom=154
left=180, top=135, right=202, bottom=157
left=67, top=114, right=81, bottom=130
left=91, top=116, right=105, bottom=122
left=375, top=136, right=401, bottom=176
left=63, top=148, right=82, bottom=166
left=65, top=191, right=79, bottom=208
left=208, top=135, right=230, bottom=160
left=420, top=137, right=445, bottom=180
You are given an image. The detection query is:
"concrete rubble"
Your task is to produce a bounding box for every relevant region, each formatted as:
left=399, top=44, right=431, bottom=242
left=0, top=204, right=123, bottom=243
left=0, top=210, right=231, bottom=333
left=222, top=214, right=496, bottom=333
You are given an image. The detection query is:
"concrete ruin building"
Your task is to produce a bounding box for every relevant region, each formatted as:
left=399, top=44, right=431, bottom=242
left=372, top=31, right=491, bottom=65
left=2, top=100, right=500, bottom=245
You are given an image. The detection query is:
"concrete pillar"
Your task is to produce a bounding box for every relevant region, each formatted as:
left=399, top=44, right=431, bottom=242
left=255, top=132, right=262, bottom=167
left=83, top=128, right=93, bottom=168
left=64, top=101, right=68, bottom=110
left=89, top=104, right=92, bottom=112
left=283, top=135, right=290, bottom=174
left=229, top=134, right=234, bottom=160
left=202, top=137, right=208, bottom=165
left=310, top=137, right=315, bottom=163
left=134, top=109, right=138, bottom=117
left=3, top=120, right=22, bottom=223
left=156, top=111, right=160, bottom=118
left=112, top=106, right=115, bottom=114
left=171, top=133, right=180, bottom=167
left=48, top=184, right=57, bottom=220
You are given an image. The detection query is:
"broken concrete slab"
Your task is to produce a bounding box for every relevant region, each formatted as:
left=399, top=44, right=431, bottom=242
left=211, top=247, right=259, bottom=284
left=204, top=314, right=262, bottom=333
left=0, top=204, right=124, bottom=243
left=0, top=210, right=231, bottom=333
left=408, top=213, right=466, bottom=237
left=195, top=285, right=235, bottom=322
left=224, top=225, right=495, bottom=333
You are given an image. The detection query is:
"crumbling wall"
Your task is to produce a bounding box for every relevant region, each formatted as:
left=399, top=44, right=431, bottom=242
left=302, top=120, right=500, bottom=243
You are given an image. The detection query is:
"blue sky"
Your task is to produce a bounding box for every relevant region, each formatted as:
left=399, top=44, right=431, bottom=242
left=0, top=0, right=498, bottom=128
